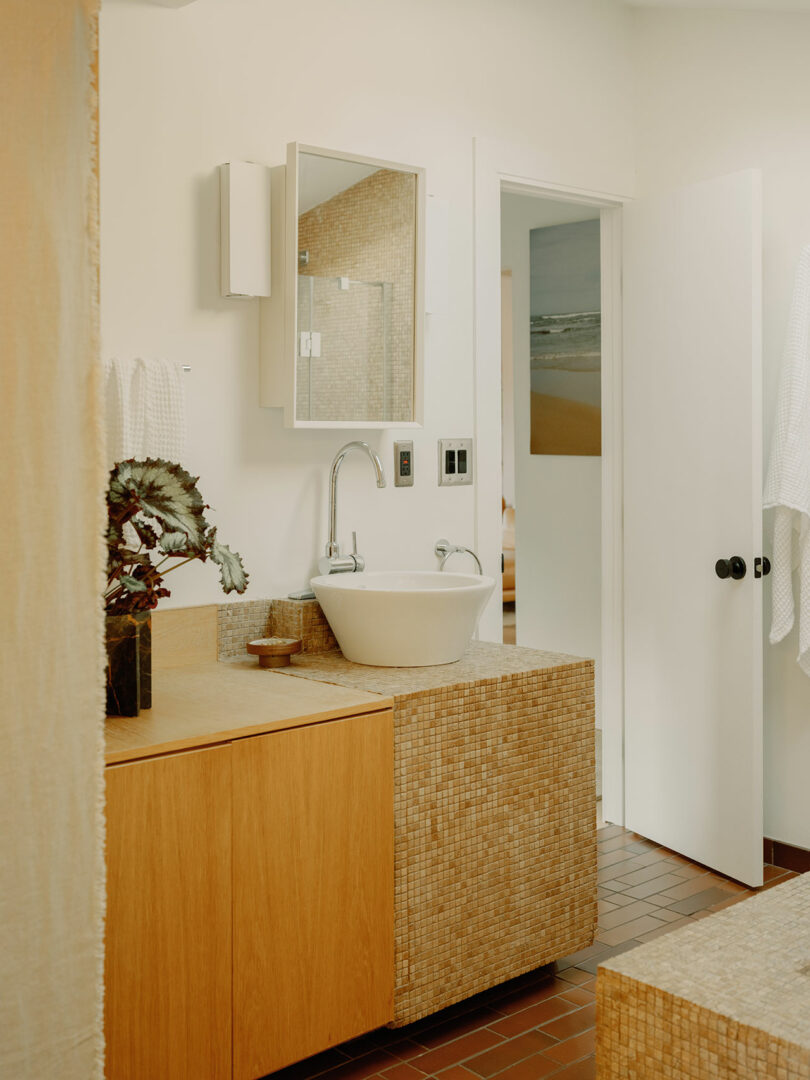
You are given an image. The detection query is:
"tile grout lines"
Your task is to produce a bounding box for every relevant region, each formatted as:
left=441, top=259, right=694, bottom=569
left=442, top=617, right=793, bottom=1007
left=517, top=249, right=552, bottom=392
left=262, top=826, right=799, bottom=1080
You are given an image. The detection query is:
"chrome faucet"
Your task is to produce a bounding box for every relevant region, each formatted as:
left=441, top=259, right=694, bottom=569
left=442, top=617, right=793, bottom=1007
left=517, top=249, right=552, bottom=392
left=318, top=441, right=386, bottom=575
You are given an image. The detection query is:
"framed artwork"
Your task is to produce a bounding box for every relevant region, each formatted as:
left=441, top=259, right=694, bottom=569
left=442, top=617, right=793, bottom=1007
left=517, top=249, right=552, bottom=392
left=529, top=218, right=601, bottom=455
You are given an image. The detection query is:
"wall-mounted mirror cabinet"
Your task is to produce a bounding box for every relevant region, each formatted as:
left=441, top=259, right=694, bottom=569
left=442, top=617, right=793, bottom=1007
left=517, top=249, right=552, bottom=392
left=261, top=143, right=425, bottom=428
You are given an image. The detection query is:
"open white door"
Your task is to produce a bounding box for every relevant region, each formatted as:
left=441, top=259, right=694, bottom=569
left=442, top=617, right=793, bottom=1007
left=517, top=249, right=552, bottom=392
left=623, top=169, right=763, bottom=887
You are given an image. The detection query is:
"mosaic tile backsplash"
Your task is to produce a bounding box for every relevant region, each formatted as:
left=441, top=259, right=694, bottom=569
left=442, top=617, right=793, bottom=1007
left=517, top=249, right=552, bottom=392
left=217, top=597, right=335, bottom=659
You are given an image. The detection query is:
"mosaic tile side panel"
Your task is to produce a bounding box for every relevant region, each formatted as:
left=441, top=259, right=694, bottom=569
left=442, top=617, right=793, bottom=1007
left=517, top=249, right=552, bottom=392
left=597, top=969, right=810, bottom=1079
left=217, top=599, right=272, bottom=658
left=392, top=661, right=597, bottom=1025
left=270, top=598, right=336, bottom=654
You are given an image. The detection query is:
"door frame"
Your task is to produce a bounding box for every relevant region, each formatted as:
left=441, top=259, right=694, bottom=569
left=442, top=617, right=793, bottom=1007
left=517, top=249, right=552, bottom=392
left=473, top=137, right=632, bottom=826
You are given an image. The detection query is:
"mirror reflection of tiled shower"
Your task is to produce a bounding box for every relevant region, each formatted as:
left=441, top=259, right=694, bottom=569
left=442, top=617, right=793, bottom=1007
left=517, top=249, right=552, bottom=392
left=296, top=275, right=394, bottom=422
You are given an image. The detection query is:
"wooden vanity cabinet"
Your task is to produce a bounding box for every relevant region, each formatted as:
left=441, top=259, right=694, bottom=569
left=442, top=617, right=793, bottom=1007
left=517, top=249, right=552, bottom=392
left=233, top=714, right=395, bottom=1079
left=105, top=745, right=232, bottom=1080
left=105, top=708, right=394, bottom=1080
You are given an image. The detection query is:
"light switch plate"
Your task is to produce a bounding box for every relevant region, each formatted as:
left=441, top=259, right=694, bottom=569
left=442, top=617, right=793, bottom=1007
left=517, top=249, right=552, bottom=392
left=394, top=440, right=414, bottom=487
left=438, top=438, right=473, bottom=486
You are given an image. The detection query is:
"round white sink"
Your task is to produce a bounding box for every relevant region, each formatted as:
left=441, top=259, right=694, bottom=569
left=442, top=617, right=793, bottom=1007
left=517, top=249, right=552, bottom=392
left=310, top=570, right=495, bottom=667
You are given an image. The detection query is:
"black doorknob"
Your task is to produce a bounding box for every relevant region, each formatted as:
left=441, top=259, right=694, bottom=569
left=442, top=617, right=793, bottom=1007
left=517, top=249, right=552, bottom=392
left=715, top=556, right=746, bottom=580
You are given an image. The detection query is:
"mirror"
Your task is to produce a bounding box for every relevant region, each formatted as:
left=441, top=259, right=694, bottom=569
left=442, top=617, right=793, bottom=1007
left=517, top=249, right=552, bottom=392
left=260, top=144, right=424, bottom=428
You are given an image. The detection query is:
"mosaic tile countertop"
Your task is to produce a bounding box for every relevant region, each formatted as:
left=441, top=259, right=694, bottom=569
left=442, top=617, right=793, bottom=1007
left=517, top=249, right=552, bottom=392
left=281, top=640, right=597, bottom=1028
left=283, top=639, right=587, bottom=694
left=597, top=873, right=810, bottom=1077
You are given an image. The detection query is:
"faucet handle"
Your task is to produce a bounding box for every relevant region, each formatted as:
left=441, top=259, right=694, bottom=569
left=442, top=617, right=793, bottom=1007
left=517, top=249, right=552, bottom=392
left=351, top=532, right=366, bottom=572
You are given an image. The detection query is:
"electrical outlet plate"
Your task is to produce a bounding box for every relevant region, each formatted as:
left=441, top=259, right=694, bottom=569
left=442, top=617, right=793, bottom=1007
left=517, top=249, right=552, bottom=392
left=438, top=438, right=473, bottom=486
left=394, top=440, right=414, bottom=487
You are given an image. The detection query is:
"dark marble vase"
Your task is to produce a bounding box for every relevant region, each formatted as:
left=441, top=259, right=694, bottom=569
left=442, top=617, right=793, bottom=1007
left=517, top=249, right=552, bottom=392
left=105, top=612, right=152, bottom=717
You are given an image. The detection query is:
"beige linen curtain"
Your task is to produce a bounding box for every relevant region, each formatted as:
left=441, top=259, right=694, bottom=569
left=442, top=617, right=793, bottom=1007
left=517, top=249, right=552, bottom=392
left=0, top=2, right=105, bottom=1077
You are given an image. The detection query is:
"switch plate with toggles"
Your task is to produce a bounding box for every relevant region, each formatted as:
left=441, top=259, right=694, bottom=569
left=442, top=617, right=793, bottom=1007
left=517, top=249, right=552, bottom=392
left=438, top=438, right=473, bottom=486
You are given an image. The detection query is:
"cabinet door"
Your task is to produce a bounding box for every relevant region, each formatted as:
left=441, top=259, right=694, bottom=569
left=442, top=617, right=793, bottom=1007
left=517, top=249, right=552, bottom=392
left=233, top=711, right=394, bottom=1080
left=105, top=746, right=232, bottom=1080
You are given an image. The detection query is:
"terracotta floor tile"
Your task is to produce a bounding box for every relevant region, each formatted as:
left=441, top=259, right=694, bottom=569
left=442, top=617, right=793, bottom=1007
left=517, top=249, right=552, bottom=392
left=596, top=824, right=626, bottom=840
left=666, top=886, right=739, bottom=916
left=555, top=944, right=607, bottom=968
left=579, top=977, right=597, bottom=991
left=558, top=986, right=595, bottom=1007
left=552, top=1056, right=596, bottom=1079
left=657, top=873, right=720, bottom=901
left=488, top=996, right=575, bottom=1038
left=597, top=899, right=657, bottom=929
left=556, top=967, right=593, bottom=986
left=578, top=938, right=642, bottom=975
left=379, top=1063, right=427, bottom=1080
left=436, top=1068, right=480, bottom=1080
left=409, top=1031, right=504, bottom=1076
left=621, top=873, right=685, bottom=899
left=598, top=854, right=655, bottom=878
left=667, top=860, right=713, bottom=880
left=465, top=1030, right=557, bottom=1078
left=417, top=1007, right=505, bottom=1049
left=600, top=890, right=638, bottom=908
left=540, top=1003, right=597, bottom=1041
left=543, top=1028, right=596, bottom=1065
left=596, top=847, right=637, bottom=870
left=708, top=895, right=749, bottom=913
left=622, top=840, right=661, bottom=855
left=496, top=978, right=570, bottom=1014
left=385, top=1040, right=430, bottom=1062
left=488, top=1054, right=560, bottom=1079
left=597, top=833, right=640, bottom=853
left=763, top=863, right=794, bottom=883
left=615, top=861, right=684, bottom=887
left=597, top=915, right=665, bottom=945
left=650, top=905, right=690, bottom=922
left=634, top=915, right=695, bottom=943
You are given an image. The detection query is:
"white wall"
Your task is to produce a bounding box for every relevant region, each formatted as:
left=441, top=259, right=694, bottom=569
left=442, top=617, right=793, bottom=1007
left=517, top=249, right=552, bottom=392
left=501, top=194, right=602, bottom=722
left=631, top=8, right=810, bottom=849
left=100, top=0, right=635, bottom=608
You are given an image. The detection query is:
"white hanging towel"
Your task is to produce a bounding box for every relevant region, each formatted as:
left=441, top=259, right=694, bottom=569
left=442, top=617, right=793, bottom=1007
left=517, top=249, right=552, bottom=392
left=763, top=244, right=810, bottom=675
left=105, top=356, right=186, bottom=466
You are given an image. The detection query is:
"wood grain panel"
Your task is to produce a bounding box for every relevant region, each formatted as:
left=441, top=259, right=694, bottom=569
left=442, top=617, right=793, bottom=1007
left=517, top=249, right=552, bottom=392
left=105, top=747, right=232, bottom=1080
left=151, top=605, right=217, bottom=669
left=232, top=710, right=394, bottom=1079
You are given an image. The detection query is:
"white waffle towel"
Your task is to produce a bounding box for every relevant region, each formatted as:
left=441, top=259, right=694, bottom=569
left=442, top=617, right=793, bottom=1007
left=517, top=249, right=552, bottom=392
left=763, top=244, right=810, bottom=675
left=105, top=356, right=185, bottom=465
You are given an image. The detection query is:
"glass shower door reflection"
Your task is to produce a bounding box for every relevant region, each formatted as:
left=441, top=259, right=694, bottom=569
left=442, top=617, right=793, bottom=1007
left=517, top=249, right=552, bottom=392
left=296, top=276, right=393, bottom=422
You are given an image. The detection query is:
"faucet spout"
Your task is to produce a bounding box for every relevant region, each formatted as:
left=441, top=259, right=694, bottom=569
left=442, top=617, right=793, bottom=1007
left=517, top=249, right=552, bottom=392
left=324, top=441, right=386, bottom=567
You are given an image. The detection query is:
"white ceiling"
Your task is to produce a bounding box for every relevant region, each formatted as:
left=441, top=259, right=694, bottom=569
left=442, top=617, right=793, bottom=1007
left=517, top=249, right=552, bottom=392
left=625, top=0, right=810, bottom=9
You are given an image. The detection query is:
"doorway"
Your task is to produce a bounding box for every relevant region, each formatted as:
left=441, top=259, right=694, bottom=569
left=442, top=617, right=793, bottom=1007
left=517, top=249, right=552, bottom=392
left=500, top=192, right=604, bottom=815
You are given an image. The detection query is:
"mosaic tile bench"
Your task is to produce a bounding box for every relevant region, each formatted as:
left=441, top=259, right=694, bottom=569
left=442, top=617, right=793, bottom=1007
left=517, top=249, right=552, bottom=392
left=597, top=871, right=810, bottom=1078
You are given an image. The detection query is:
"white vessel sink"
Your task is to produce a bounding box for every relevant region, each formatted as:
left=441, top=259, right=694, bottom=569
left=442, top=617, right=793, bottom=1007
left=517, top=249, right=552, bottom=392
left=310, top=571, right=495, bottom=667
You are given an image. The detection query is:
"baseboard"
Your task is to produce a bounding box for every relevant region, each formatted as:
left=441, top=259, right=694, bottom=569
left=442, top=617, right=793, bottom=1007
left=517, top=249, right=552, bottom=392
left=763, top=837, right=810, bottom=873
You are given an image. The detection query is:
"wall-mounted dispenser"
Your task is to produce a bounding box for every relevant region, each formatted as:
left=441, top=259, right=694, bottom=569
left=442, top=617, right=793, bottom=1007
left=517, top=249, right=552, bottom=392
left=219, top=161, right=272, bottom=299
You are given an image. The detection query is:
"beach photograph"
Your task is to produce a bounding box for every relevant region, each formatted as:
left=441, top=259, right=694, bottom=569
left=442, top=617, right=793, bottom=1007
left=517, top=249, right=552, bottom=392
left=530, top=218, right=601, bottom=455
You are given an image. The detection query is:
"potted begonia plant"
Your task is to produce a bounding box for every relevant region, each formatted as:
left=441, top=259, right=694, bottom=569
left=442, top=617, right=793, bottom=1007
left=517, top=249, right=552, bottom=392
left=105, top=458, right=248, bottom=716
